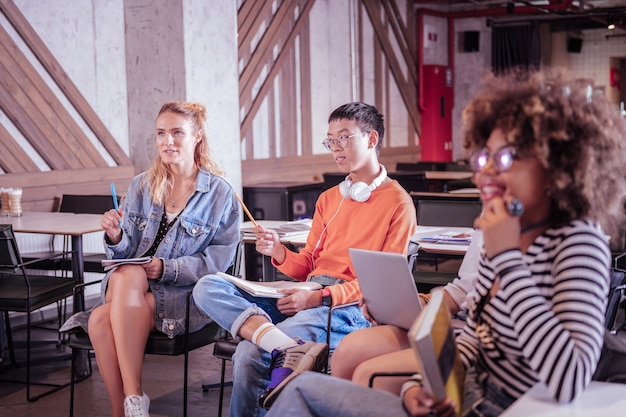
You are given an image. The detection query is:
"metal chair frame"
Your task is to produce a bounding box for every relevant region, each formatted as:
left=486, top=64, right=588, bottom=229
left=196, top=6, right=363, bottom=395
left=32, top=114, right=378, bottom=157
left=0, top=224, right=77, bottom=401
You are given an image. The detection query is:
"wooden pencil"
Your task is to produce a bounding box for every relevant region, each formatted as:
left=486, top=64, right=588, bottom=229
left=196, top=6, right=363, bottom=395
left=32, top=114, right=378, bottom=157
left=235, top=193, right=259, bottom=228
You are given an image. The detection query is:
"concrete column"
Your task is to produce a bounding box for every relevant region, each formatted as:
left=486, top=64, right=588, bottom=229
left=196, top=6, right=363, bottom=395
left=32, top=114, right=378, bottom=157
left=124, top=0, right=186, bottom=172
left=182, top=0, right=242, bottom=193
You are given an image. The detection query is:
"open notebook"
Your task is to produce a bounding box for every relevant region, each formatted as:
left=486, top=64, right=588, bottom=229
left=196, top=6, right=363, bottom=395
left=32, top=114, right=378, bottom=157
left=349, top=248, right=423, bottom=330
left=240, top=219, right=312, bottom=237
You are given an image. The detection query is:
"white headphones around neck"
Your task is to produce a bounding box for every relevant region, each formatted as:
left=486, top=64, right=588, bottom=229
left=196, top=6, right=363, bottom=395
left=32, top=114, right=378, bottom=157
left=339, top=164, right=387, bottom=202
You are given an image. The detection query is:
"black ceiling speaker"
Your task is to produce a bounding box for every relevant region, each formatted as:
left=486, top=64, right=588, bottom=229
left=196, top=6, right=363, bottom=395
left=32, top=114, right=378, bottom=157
left=463, top=31, right=480, bottom=52
left=567, top=37, right=583, bottom=53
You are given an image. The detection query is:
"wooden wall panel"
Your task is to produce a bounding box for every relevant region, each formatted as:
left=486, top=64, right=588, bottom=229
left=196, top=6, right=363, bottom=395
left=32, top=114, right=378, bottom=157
left=0, top=0, right=134, bottom=211
left=0, top=0, right=129, bottom=164
left=242, top=147, right=421, bottom=186
left=0, top=123, right=38, bottom=173
left=239, top=0, right=422, bottom=183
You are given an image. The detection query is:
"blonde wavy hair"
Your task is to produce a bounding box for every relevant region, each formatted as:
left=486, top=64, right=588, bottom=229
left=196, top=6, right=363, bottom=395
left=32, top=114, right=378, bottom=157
left=462, top=68, right=626, bottom=241
left=144, top=101, right=224, bottom=205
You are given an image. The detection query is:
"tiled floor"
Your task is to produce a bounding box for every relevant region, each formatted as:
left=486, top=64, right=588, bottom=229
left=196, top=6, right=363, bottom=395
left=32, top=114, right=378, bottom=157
left=0, top=319, right=231, bottom=417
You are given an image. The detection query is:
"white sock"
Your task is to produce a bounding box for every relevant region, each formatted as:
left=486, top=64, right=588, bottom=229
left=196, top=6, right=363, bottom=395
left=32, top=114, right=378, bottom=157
left=251, top=322, right=298, bottom=352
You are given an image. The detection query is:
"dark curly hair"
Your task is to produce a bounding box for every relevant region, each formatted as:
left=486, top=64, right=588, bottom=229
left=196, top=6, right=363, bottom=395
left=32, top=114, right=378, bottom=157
left=461, top=68, right=626, bottom=242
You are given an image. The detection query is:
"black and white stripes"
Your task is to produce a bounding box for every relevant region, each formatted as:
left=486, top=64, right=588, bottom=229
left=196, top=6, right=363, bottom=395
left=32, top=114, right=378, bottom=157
left=457, top=219, right=610, bottom=403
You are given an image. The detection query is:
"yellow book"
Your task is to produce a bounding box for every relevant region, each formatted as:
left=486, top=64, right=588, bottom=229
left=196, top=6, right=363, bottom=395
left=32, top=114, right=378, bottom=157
left=408, top=287, right=465, bottom=415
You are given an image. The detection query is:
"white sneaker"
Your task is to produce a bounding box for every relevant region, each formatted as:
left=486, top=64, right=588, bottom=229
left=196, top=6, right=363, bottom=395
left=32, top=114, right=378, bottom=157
left=123, top=392, right=150, bottom=417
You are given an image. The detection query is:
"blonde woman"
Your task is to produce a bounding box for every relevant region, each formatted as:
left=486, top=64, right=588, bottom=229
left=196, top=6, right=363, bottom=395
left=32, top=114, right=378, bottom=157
left=89, top=101, right=240, bottom=417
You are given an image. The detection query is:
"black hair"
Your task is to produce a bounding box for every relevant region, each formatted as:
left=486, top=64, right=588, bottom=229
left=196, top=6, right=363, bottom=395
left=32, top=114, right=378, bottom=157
left=328, top=102, right=385, bottom=153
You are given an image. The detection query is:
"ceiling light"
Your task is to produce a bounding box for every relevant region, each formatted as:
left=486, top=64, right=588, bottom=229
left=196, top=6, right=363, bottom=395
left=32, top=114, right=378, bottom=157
left=608, top=14, right=615, bottom=30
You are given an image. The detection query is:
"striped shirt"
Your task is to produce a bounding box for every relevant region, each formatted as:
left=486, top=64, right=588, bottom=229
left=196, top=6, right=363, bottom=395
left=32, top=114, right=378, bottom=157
left=456, top=219, right=610, bottom=403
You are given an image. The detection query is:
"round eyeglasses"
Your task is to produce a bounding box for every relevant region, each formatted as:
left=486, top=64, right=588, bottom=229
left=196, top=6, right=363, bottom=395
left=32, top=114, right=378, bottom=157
left=468, top=145, right=517, bottom=173
left=322, top=133, right=360, bottom=151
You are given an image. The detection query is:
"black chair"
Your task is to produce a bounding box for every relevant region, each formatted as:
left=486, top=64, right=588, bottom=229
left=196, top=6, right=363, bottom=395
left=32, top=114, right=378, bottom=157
left=0, top=224, right=78, bottom=401
left=413, top=199, right=481, bottom=271
left=203, top=334, right=238, bottom=417
left=68, top=282, right=223, bottom=417
left=591, top=265, right=626, bottom=384
left=324, top=171, right=429, bottom=194
left=416, top=199, right=482, bottom=228
left=204, top=300, right=359, bottom=417
left=387, top=171, right=428, bottom=193
left=202, top=243, right=246, bottom=417
left=322, top=172, right=345, bottom=190
left=395, top=161, right=448, bottom=172
left=69, top=234, right=244, bottom=417
left=59, top=194, right=120, bottom=215
left=58, top=194, right=121, bottom=273
left=606, top=256, right=626, bottom=334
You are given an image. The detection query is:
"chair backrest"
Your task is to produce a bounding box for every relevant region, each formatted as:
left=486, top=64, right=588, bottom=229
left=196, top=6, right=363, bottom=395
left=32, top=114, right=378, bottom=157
left=396, top=161, right=448, bottom=172
left=324, top=171, right=429, bottom=193
left=225, top=233, right=245, bottom=278
left=59, top=194, right=120, bottom=214
left=387, top=171, right=428, bottom=193
left=417, top=199, right=483, bottom=228
left=606, top=268, right=626, bottom=331
left=0, top=224, right=22, bottom=267
left=322, top=172, right=345, bottom=190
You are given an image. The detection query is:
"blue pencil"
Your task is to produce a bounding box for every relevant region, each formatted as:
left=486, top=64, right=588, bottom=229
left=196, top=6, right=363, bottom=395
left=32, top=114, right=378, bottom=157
left=111, top=183, right=121, bottom=226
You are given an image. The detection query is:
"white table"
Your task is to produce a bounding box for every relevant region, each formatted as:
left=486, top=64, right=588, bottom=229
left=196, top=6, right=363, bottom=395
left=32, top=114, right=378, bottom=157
left=423, top=171, right=473, bottom=192
left=241, top=220, right=308, bottom=281
left=501, top=381, right=626, bottom=416
left=411, top=190, right=480, bottom=200
left=424, top=171, right=473, bottom=181
left=410, top=226, right=473, bottom=256
left=4, top=211, right=103, bottom=291
left=244, top=223, right=474, bottom=280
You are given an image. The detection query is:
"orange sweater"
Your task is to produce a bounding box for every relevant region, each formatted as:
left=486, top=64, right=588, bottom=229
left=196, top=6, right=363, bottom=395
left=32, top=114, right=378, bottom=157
left=274, top=180, right=417, bottom=305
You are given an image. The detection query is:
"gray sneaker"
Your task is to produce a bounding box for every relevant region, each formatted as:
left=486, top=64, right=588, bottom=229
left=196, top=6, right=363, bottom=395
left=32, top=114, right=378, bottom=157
left=259, top=338, right=329, bottom=410
left=123, top=392, right=150, bottom=417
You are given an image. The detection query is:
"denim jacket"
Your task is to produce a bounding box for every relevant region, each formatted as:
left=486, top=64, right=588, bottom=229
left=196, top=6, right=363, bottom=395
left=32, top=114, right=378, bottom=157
left=101, top=169, right=241, bottom=337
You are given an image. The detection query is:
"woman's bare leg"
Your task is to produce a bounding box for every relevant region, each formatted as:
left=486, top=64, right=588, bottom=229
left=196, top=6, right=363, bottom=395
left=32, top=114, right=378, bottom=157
left=352, top=348, right=418, bottom=394
left=330, top=325, right=410, bottom=380
left=108, top=266, right=154, bottom=395
left=89, top=303, right=125, bottom=417
left=88, top=265, right=155, bottom=416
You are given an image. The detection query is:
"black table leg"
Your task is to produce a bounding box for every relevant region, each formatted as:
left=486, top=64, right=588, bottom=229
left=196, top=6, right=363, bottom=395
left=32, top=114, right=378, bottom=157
left=71, top=234, right=90, bottom=376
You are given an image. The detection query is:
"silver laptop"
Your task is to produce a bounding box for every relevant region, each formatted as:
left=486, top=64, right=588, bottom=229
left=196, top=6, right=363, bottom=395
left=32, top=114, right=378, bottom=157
left=349, top=248, right=423, bottom=330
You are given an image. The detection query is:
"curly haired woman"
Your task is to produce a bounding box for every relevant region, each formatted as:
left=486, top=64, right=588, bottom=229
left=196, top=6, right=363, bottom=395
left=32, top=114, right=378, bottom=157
left=264, top=68, right=626, bottom=417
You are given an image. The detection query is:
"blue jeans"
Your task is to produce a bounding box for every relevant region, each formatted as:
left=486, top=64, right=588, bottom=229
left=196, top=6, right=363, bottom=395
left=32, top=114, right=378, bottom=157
left=265, top=371, right=407, bottom=417
left=463, top=366, right=516, bottom=417
left=192, top=274, right=370, bottom=417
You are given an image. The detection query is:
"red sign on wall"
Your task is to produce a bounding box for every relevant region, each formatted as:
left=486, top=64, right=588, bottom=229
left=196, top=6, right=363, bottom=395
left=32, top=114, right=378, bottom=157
left=611, top=67, right=620, bottom=90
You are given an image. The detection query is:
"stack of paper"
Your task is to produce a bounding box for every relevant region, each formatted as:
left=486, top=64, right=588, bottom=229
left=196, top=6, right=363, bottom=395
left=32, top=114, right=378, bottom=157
left=216, top=271, right=321, bottom=298
left=418, top=231, right=473, bottom=245
left=275, top=219, right=312, bottom=232
left=241, top=219, right=312, bottom=236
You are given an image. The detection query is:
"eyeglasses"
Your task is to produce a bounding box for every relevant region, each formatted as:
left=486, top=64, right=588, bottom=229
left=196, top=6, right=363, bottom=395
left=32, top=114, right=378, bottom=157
left=322, top=133, right=360, bottom=151
left=468, top=145, right=518, bottom=173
